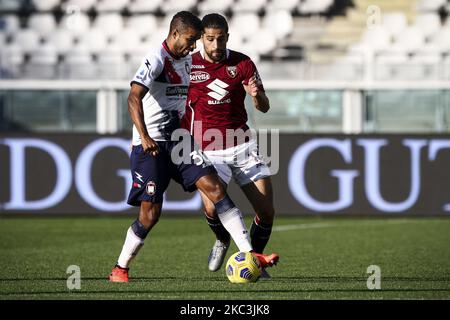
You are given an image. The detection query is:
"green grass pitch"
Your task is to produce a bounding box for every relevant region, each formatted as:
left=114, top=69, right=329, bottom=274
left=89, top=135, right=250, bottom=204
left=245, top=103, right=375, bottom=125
left=0, top=216, right=449, bottom=300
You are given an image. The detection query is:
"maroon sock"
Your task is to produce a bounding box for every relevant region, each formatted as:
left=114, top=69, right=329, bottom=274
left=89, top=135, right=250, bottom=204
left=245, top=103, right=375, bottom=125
left=250, top=216, right=273, bottom=253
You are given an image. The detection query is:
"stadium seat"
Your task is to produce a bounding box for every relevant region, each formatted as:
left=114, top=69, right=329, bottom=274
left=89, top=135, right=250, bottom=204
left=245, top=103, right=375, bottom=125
left=244, top=28, right=277, bottom=55
left=358, top=26, right=391, bottom=51
left=126, top=14, right=158, bottom=38
left=430, top=26, right=450, bottom=52
left=59, top=12, right=90, bottom=35
left=262, top=10, right=294, bottom=40
left=25, top=43, right=58, bottom=79
left=28, top=14, right=57, bottom=35
left=92, top=13, right=124, bottom=37
left=374, top=52, right=409, bottom=80
left=416, top=0, right=446, bottom=12
left=0, top=0, right=24, bottom=11
left=0, top=14, right=20, bottom=33
left=381, top=12, right=407, bottom=39
left=12, top=28, right=41, bottom=53
left=32, top=0, right=60, bottom=11
left=238, top=45, right=260, bottom=64
left=410, top=52, right=441, bottom=80
left=127, top=37, right=151, bottom=69
left=226, top=28, right=245, bottom=51
left=62, top=44, right=96, bottom=79
left=96, top=0, right=128, bottom=12
left=297, top=0, right=334, bottom=15
left=232, top=0, right=267, bottom=14
left=110, top=28, right=142, bottom=53
left=197, top=0, right=233, bottom=16
left=0, top=43, right=24, bottom=78
left=230, top=13, right=260, bottom=40
left=63, top=0, right=96, bottom=12
left=444, top=54, right=450, bottom=80
left=148, top=27, right=169, bottom=47
left=0, top=31, right=5, bottom=46
left=160, top=0, right=197, bottom=14
left=391, top=27, right=425, bottom=53
left=333, top=54, right=365, bottom=81
left=45, top=29, right=75, bottom=54
left=266, top=0, right=299, bottom=12
left=413, top=13, right=442, bottom=39
left=446, top=4, right=450, bottom=18
left=159, top=14, right=174, bottom=30
left=128, top=0, right=162, bottom=13
left=97, top=46, right=126, bottom=79
left=77, top=28, right=108, bottom=53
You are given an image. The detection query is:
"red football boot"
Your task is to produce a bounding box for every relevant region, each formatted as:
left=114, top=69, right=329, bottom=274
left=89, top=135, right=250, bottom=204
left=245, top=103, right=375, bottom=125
left=109, top=265, right=129, bottom=283
left=253, top=252, right=280, bottom=269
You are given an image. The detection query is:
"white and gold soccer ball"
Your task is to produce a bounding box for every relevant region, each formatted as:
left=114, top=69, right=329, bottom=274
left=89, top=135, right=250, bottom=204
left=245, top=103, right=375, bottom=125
left=225, top=252, right=262, bottom=283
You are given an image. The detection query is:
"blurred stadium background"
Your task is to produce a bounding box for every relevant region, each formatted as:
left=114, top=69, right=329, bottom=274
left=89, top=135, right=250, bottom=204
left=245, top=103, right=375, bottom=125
left=1, top=0, right=450, bottom=300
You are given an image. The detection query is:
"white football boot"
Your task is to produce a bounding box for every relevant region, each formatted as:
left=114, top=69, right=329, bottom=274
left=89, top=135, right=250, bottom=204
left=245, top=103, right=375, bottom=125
left=208, top=239, right=230, bottom=272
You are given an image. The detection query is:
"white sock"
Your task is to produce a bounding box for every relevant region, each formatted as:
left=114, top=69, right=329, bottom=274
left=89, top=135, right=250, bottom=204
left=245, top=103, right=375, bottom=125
left=117, top=227, right=145, bottom=268
left=217, top=207, right=253, bottom=252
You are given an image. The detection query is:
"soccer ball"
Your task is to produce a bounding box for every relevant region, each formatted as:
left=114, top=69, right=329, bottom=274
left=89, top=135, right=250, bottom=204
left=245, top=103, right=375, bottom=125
left=225, top=251, right=262, bottom=283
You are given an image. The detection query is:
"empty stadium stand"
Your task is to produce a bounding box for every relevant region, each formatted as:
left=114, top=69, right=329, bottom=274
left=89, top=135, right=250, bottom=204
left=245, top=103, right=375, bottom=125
left=1, top=0, right=449, bottom=81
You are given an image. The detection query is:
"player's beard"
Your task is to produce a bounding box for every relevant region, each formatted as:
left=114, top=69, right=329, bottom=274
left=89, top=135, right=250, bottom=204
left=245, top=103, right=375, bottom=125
left=208, top=49, right=225, bottom=62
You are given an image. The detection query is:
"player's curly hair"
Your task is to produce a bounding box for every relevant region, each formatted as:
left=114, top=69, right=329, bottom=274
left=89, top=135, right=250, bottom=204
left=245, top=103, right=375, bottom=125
left=169, top=11, right=203, bottom=33
left=202, top=13, right=229, bottom=33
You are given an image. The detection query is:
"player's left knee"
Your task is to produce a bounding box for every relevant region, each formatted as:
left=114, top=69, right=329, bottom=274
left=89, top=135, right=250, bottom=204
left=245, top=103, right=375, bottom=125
left=199, top=175, right=226, bottom=203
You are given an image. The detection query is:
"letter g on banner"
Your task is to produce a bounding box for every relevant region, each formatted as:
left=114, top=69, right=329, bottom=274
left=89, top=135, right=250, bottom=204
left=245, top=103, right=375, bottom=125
left=288, top=138, right=359, bottom=212
left=75, top=138, right=131, bottom=211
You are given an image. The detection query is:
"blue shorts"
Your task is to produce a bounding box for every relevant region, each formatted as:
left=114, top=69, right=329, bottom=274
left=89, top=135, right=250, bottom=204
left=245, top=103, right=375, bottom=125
left=127, top=136, right=216, bottom=206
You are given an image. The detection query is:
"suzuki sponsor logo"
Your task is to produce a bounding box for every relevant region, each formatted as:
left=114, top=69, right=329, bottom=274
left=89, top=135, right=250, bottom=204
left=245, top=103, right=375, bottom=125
left=207, top=79, right=229, bottom=101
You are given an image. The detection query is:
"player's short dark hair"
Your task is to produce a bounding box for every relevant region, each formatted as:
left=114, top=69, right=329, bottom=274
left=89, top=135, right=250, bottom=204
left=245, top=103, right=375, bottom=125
left=169, top=11, right=202, bottom=34
left=202, top=13, right=228, bottom=33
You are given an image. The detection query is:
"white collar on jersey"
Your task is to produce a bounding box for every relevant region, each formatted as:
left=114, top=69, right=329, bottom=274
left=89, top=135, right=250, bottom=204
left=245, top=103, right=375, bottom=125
left=200, top=48, right=230, bottom=61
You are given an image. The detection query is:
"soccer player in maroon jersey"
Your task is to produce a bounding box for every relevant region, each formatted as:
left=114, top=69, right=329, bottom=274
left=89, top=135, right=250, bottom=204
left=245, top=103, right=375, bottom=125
left=181, top=13, right=276, bottom=277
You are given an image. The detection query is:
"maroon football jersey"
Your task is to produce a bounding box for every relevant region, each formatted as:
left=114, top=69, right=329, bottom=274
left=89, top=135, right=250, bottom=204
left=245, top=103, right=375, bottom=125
left=181, top=49, right=264, bottom=150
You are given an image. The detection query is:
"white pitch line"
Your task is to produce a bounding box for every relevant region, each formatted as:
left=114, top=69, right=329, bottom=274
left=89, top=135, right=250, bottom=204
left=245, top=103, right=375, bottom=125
left=272, top=219, right=418, bottom=232
left=273, top=222, right=338, bottom=231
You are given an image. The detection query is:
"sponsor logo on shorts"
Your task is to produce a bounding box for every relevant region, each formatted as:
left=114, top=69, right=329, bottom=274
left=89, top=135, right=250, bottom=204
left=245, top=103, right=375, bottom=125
left=135, top=171, right=144, bottom=183
left=146, top=181, right=156, bottom=195
left=190, top=71, right=210, bottom=83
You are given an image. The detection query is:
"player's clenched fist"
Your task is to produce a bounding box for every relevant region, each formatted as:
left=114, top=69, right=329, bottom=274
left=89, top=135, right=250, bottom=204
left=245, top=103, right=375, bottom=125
left=142, top=136, right=159, bottom=156
left=242, top=76, right=261, bottom=97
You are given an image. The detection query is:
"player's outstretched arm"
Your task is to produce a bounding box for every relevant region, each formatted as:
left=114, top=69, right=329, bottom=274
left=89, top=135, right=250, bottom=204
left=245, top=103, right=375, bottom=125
left=128, top=83, right=160, bottom=156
